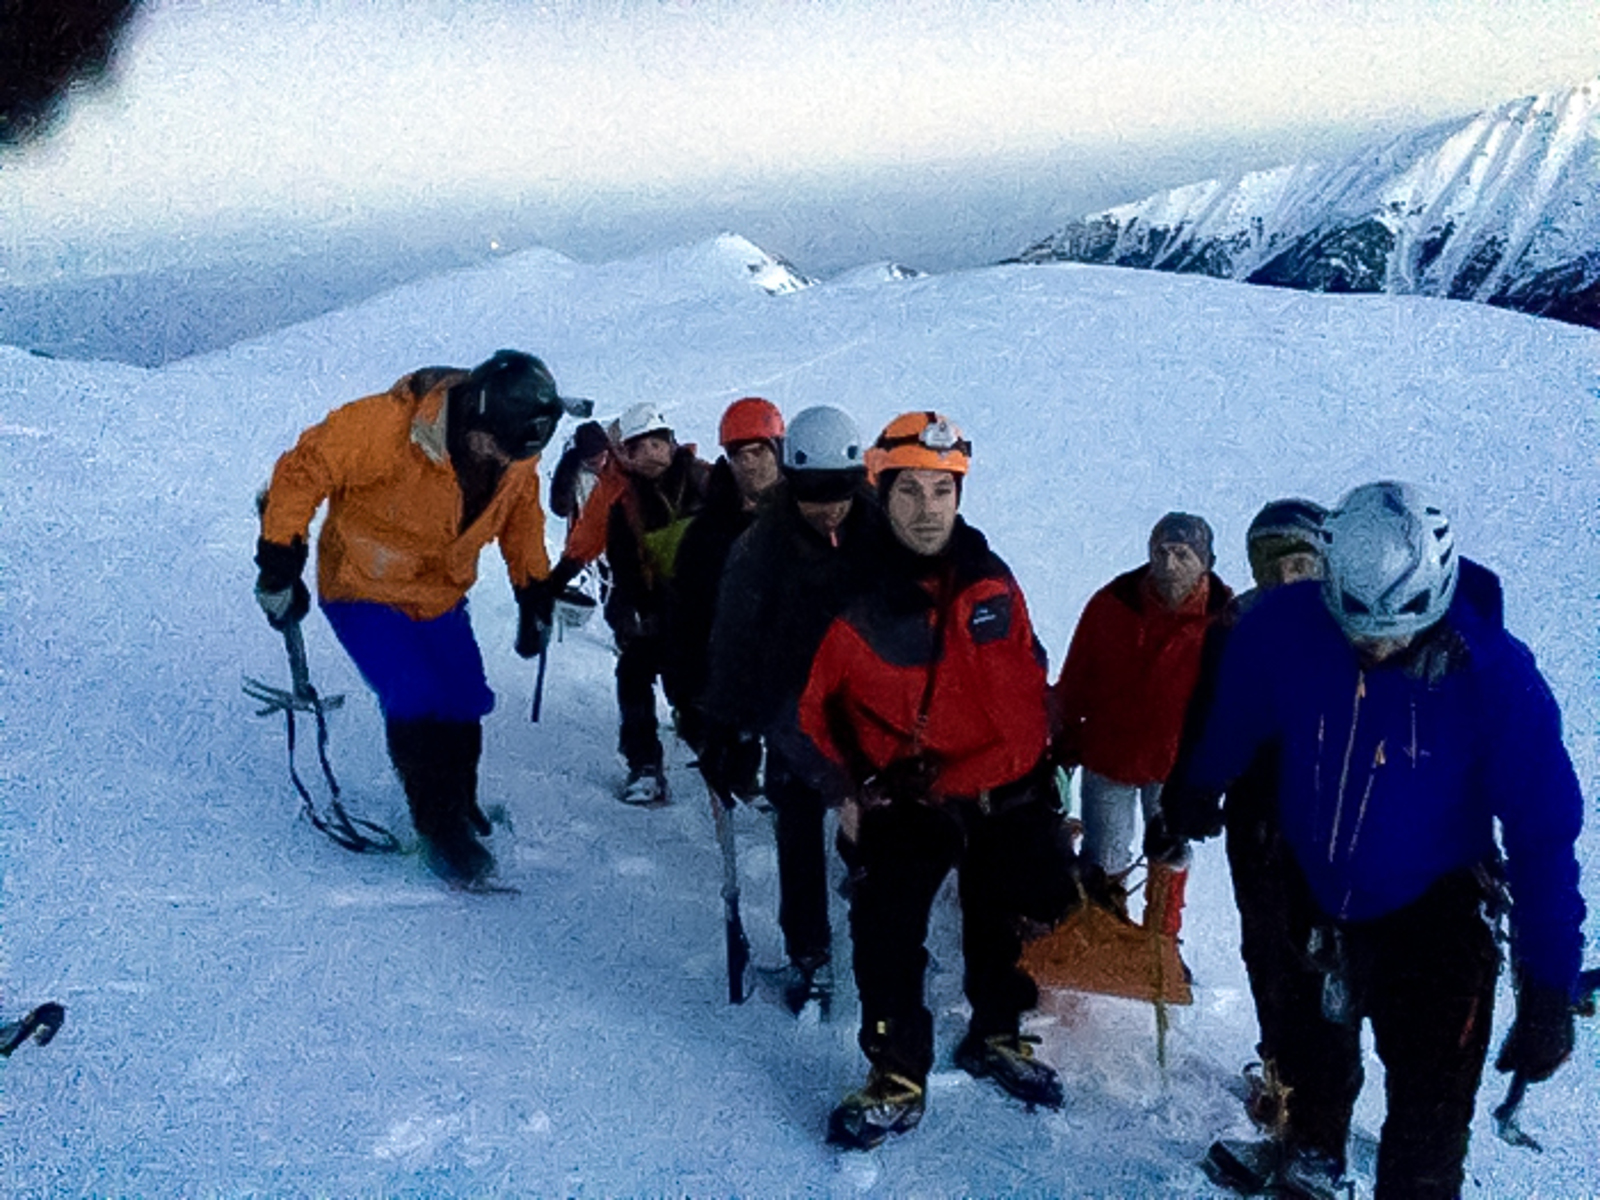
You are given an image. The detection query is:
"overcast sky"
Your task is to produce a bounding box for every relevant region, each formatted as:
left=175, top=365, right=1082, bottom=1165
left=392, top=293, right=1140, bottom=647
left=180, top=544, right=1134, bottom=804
left=3, top=0, right=1598, bottom=277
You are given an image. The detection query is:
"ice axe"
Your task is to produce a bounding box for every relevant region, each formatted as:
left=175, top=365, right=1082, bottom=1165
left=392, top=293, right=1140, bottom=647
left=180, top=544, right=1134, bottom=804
left=1492, top=965, right=1600, bottom=1152
left=0, top=1002, right=65, bottom=1057
left=243, top=623, right=401, bottom=854
left=529, top=642, right=549, bottom=722
left=695, top=760, right=752, bottom=1004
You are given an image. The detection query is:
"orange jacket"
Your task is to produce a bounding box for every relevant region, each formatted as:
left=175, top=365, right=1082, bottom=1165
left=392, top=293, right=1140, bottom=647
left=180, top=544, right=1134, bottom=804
left=259, top=368, right=550, bottom=621
left=560, top=457, right=630, bottom=566
left=1052, top=565, right=1230, bottom=785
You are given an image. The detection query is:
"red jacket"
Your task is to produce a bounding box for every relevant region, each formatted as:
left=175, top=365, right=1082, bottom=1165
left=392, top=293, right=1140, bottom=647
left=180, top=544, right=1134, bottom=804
left=1052, top=565, right=1231, bottom=785
left=799, top=521, right=1049, bottom=801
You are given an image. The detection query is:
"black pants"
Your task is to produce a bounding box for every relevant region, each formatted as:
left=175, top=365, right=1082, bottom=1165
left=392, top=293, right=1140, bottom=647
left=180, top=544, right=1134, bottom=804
left=1270, top=870, right=1500, bottom=1200
left=766, top=749, right=832, bottom=967
left=850, top=787, right=1077, bottom=1081
left=385, top=717, right=482, bottom=840
left=613, top=630, right=665, bottom=773
left=1225, top=781, right=1313, bottom=1071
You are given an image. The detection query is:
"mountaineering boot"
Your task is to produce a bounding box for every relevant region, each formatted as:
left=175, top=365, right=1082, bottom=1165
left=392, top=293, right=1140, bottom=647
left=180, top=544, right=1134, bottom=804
left=422, top=824, right=495, bottom=887
left=1280, top=1147, right=1357, bottom=1200
left=621, top=763, right=668, bottom=806
left=953, top=1029, right=1065, bottom=1109
left=388, top=718, right=496, bottom=886
left=1202, top=1137, right=1286, bottom=1195
left=779, top=954, right=833, bottom=1019
left=826, top=1066, right=926, bottom=1150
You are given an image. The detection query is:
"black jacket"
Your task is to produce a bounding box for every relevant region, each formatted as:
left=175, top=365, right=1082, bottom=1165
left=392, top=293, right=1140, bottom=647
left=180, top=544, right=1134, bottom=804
left=703, top=482, right=886, bottom=739
left=548, top=443, right=593, bottom=521
left=666, top=459, right=758, bottom=713
left=604, top=446, right=710, bottom=632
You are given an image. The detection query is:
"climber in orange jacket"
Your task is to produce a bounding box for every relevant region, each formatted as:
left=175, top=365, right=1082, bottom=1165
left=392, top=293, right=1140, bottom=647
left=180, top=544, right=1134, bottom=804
left=254, top=350, right=585, bottom=885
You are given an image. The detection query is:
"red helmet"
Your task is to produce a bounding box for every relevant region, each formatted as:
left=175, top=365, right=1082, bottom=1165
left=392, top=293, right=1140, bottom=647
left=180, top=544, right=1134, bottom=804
left=719, top=397, right=785, bottom=448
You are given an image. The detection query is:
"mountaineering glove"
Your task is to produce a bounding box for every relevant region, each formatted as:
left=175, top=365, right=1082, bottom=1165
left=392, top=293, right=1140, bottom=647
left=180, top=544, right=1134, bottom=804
left=546, top=554, right=582, bottom=593
left=514, top=580, right=555, bottom=659
left=1495, top=976, right=1575, bottom=1083
left=254, top=537, right=310, bottom=631
left=862, top=753, right=940, bottom=809
left=1142, top=811, right=1188, bottom=867
left=696, top=724, right=744, bottom=802
left=1161, top=779, right=1226, bottom=842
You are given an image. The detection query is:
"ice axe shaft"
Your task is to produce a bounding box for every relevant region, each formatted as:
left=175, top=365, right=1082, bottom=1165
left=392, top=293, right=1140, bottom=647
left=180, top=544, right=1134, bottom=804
left=699, top=766, right=752, bottom=1004
left=1492, top=1073, right=1541, bottom=1151
left=243, top=625, right=399, bottom=855
left=529, top=643, right=549, bottom=722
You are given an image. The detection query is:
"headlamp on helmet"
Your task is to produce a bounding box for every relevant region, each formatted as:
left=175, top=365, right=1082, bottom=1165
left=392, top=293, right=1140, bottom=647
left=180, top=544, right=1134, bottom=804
left=866, top=411, right=972, bottom=482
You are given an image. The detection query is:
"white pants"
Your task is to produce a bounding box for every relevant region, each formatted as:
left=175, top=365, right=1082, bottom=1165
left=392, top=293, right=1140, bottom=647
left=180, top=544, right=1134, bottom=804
left=1079, top=770, right=1164, bottom=876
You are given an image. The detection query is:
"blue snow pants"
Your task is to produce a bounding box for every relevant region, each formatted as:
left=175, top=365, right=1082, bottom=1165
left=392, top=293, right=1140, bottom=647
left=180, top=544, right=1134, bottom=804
left=321, top=600, right=495, bottom=723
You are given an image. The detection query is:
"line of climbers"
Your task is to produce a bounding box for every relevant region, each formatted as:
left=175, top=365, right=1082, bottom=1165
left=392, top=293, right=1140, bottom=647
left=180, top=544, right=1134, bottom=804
left=252, top=350, right=1586, bottom=1197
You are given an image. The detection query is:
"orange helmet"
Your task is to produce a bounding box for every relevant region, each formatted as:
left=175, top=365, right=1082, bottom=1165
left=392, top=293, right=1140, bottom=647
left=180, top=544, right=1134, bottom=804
left=718, top=397, right=785, bottom=447
left=866, top=411, right=971, bottom=482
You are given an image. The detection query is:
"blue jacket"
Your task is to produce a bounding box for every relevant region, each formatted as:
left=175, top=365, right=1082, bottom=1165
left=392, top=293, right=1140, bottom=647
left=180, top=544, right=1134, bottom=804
left=1184, top=578, right=1585, bottom=994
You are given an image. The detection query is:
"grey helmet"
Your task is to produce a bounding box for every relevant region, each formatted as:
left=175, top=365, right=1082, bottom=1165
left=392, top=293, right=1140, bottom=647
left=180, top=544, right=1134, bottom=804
left=1321, top=482, right=1458, bottom=640
left=783, top=405, right=864, bottom=472
left=782, top=405, right=866, bottom=502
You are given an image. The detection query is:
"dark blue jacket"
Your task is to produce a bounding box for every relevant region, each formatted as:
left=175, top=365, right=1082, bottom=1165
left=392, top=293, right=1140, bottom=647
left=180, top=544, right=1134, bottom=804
left=1184, top=578, right=1585, bottom=994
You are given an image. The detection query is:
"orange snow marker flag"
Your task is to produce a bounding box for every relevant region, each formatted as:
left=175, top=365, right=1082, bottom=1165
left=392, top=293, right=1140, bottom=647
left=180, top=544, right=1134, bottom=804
left=1021, top=863, right=1192, bottom=1007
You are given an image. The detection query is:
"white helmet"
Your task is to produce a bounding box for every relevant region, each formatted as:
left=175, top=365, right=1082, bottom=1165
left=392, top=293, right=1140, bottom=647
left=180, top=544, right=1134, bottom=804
left=1321, top=481, right=1458, bottom=640
left=782, top=405, right=864, bottom=473
left=617, top=402, right=672, bottom=444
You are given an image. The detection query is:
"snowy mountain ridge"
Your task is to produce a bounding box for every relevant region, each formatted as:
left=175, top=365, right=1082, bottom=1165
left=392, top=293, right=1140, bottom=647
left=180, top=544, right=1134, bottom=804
left=1015, top=77, right=1600, bottom=328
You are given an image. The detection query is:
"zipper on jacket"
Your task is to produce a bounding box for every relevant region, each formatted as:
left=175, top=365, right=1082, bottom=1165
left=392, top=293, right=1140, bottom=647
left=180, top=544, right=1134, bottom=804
left=1344, top=741, right=1383, bottom=863
left=1326, top=671, right=1365, bottom=865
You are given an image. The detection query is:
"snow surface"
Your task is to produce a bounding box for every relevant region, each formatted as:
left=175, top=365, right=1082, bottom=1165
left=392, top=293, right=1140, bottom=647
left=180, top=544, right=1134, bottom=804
left=1, top=239, right=1596, bottom=1196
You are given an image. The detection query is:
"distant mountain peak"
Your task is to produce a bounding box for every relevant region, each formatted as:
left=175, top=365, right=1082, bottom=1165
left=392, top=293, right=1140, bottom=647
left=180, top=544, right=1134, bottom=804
left=707, top=232, right=815, bottom=295
left=1014, top=77, right=1600, bottom=330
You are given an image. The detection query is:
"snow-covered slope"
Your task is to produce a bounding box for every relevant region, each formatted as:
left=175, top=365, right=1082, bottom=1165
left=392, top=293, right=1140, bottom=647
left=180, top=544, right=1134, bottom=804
left=1, top=238, right=1596, bottom=1195
left=1017, top=78, right=1600, bottom=328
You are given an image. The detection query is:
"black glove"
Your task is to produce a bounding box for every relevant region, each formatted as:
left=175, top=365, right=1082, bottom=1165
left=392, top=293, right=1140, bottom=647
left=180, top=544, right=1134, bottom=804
left=547, top=554, right=582, bottom=592
left=254, top=537, right=310, bottom=631
left=862, top=753, right=940, bottom=808
left=1496, top=976, right=1575, bottom=1083
left=1142, top=812, right=1189, bottom=867
left=1162, top=780, right=1225, bottom=842
left=697, top=724, right=750, bottom=803
left=674, top=706, right=707, bottom=755
left=515, top=580, right=555, bottom=659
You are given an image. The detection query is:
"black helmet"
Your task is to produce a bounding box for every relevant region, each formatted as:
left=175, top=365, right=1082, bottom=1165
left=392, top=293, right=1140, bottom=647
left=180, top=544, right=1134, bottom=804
left=1246, top=497, right=1328, bottom=585
left=458, top=350, right=578, bottom=460
left=1246, top=497, right=1327, bottom=545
